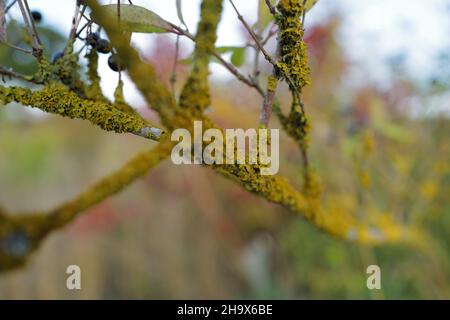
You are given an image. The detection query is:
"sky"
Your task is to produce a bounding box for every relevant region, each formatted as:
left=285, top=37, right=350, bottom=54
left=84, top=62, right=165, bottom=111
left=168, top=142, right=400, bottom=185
left=6, top=0, right=450, bottom=107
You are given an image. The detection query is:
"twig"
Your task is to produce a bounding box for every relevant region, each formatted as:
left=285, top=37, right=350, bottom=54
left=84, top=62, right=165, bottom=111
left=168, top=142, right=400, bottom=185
left=17, top=0, right=41, bottom=57
left=75, top=20, right=91, bottom=39
left=117, top=0, right=120, bottom=21
left=0, top=65, right=30, bottom=82
left=0, top=41, right=32, bottom=54
left=229, top=0, right=305, bottom=112
left=252, top=0, right=264, bottom=87
left=264, top=0, right=276, bottom=15
left=5, top=0, right=18, bottom=13
left=214, top=51, right=264, bottom=96
left=261, top=24, right=277, bottom=46
left=228, top=0, right=276, bottom=66
left=170, top=34, right=180, bottom=98
left=22, top=0, right=40, bottom=44
left=170, top=23, right=264, bottom=96
left=260, top=83, right=277, bottom=126
left=1, top=0, right=7, bottom=42
left=65, top=2, right=85, bottom=52
left=134, top=126, right=164, bottom=140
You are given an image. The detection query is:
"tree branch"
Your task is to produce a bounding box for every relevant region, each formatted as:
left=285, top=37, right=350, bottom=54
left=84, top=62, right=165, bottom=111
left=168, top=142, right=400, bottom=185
left=0, top=84, right=165, bottom=141
left=0, top=139, right=174, bottom=272
left=178, top=0, right=223, bottom=113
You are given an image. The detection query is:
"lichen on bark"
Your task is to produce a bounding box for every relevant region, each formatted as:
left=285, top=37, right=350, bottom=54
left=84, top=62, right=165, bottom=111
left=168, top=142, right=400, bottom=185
left=0, top=84, right=164, bottom=141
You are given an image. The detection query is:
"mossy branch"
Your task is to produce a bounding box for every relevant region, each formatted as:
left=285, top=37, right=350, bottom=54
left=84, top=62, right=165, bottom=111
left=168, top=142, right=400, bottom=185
left=85, top=0, right=177, bottom=128
left=212, top=161, right=423, bottom=246
left=0, top=139, right=174, bottom=272
left=85, top=49, right=109, bottom=102
left=179, top=0, right=223, bottom=114
left=0, top=0, right=426, bottom=273
left=0, top=84, right=164, bottom=141
left=86, top=0, right=420, bottom=247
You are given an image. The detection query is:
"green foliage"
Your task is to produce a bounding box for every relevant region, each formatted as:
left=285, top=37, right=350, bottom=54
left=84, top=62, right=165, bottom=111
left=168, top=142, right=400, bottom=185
left=91, top=4, right=172, bottom=34
left=216, top=46, right=247, bottom=67
left=0, top=21, right=65, bottom=74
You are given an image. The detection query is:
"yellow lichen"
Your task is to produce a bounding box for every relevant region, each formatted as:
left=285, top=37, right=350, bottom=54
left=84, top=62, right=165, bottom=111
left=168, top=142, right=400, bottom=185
left=113, top=79, right=138, bottom=115
left=178, top=0, right=223, bottom=115
left=267, top=75, right=278, bottom=92
left=0, top=84, right=163, bottom=141
left=275, top=0, right=311, bottom=90
left=0, top=139, right=174, bottom=272
left=0, top=0, right=425, bottom=274
left=85, top=49, right=108, bottom=102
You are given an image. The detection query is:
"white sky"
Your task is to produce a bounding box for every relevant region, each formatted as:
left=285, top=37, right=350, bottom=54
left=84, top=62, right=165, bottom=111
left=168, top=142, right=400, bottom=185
left=7, top=0, right=450, bottom=106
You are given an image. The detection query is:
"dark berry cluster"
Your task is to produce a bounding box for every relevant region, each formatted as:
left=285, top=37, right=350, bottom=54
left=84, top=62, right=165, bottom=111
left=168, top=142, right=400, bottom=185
left=86, top=32, right=125, bottom=72
left=86, top=32, right=111, bottom=54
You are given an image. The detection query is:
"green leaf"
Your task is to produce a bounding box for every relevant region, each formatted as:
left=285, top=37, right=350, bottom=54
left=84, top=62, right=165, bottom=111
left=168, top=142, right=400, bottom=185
left=231, top=47, right=246, bottom=67
left=257, top=0, right=274, bottom=33
left=91, top=4, right=173, bottom=34
left=215, top=46, right=238, bottom=54
left=305, top=0, right=319, bottom=12
left=216, top=46, right=246, bottom=67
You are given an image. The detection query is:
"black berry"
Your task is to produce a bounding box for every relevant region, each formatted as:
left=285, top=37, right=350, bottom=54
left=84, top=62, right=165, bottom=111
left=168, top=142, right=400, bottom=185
left=108, top=54, right=125, bottom=72
left=31, top=10, right=42, bottom=23
left=96, top=39, right=111, bottom=54
left=86, top=32, right=100, bottom=47
left=52, top=51, right=64, bottom=63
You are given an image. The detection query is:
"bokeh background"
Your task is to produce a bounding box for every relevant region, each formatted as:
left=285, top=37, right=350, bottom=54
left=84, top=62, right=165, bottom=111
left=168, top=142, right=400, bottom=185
left=0, top=0, right=449, bottom=299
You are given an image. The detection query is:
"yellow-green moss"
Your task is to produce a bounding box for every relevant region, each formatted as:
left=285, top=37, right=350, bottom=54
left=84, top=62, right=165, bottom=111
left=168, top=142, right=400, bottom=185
left=113, top=79, right=138, bottom=115
left=86, top=0, right=178, bottom=128
left=277, top=105, right=311, bottom=149
left=85, top=49, right=108, bottom=102
left=0, top=139, right=174, bottom=272
left=267, top=75, right=278, bottom=92
left=0, top=0, right=426, bottom=274
left=275, top=0, right=311, bottom=90
left=33, top=44, right=86, bottom=94
left=179, top=0, right=223, bottom=114
left=0, top=84, right=163, bottom=140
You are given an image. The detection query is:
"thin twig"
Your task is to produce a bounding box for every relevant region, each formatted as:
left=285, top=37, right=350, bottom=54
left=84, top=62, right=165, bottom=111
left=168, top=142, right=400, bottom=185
left=261, top=24, right=277, bottom=46
left=0, top=41, right=32, bottom=54
left=264, top=0, right=276, bottom=15
left=0, top=65, right=36, bottom=83
left=214, top=51, right=264, bottom=95
left=75, top=20, right=91, bottom=39
left=17, top=0, right=41, bottom=58
left=170, top=34, right=180, bottom=98
left=65, top=3, right=84, bottom=52
left=5, top=0, right=18, bottom=13
left=117, top=0, right=121, bottom=21
left=252, top=0, right=264, bottom=87
left=170, top=23, right=264, bottom=96
left=260, top=82, right=277, bottom=126
left=23, top=0, right=40, bottom=44
left=228, top=0, right=275, bottom=66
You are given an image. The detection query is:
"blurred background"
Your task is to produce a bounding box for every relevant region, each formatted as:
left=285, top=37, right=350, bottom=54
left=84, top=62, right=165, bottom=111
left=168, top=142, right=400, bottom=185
left=0, top=0, right=449, bottom=299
